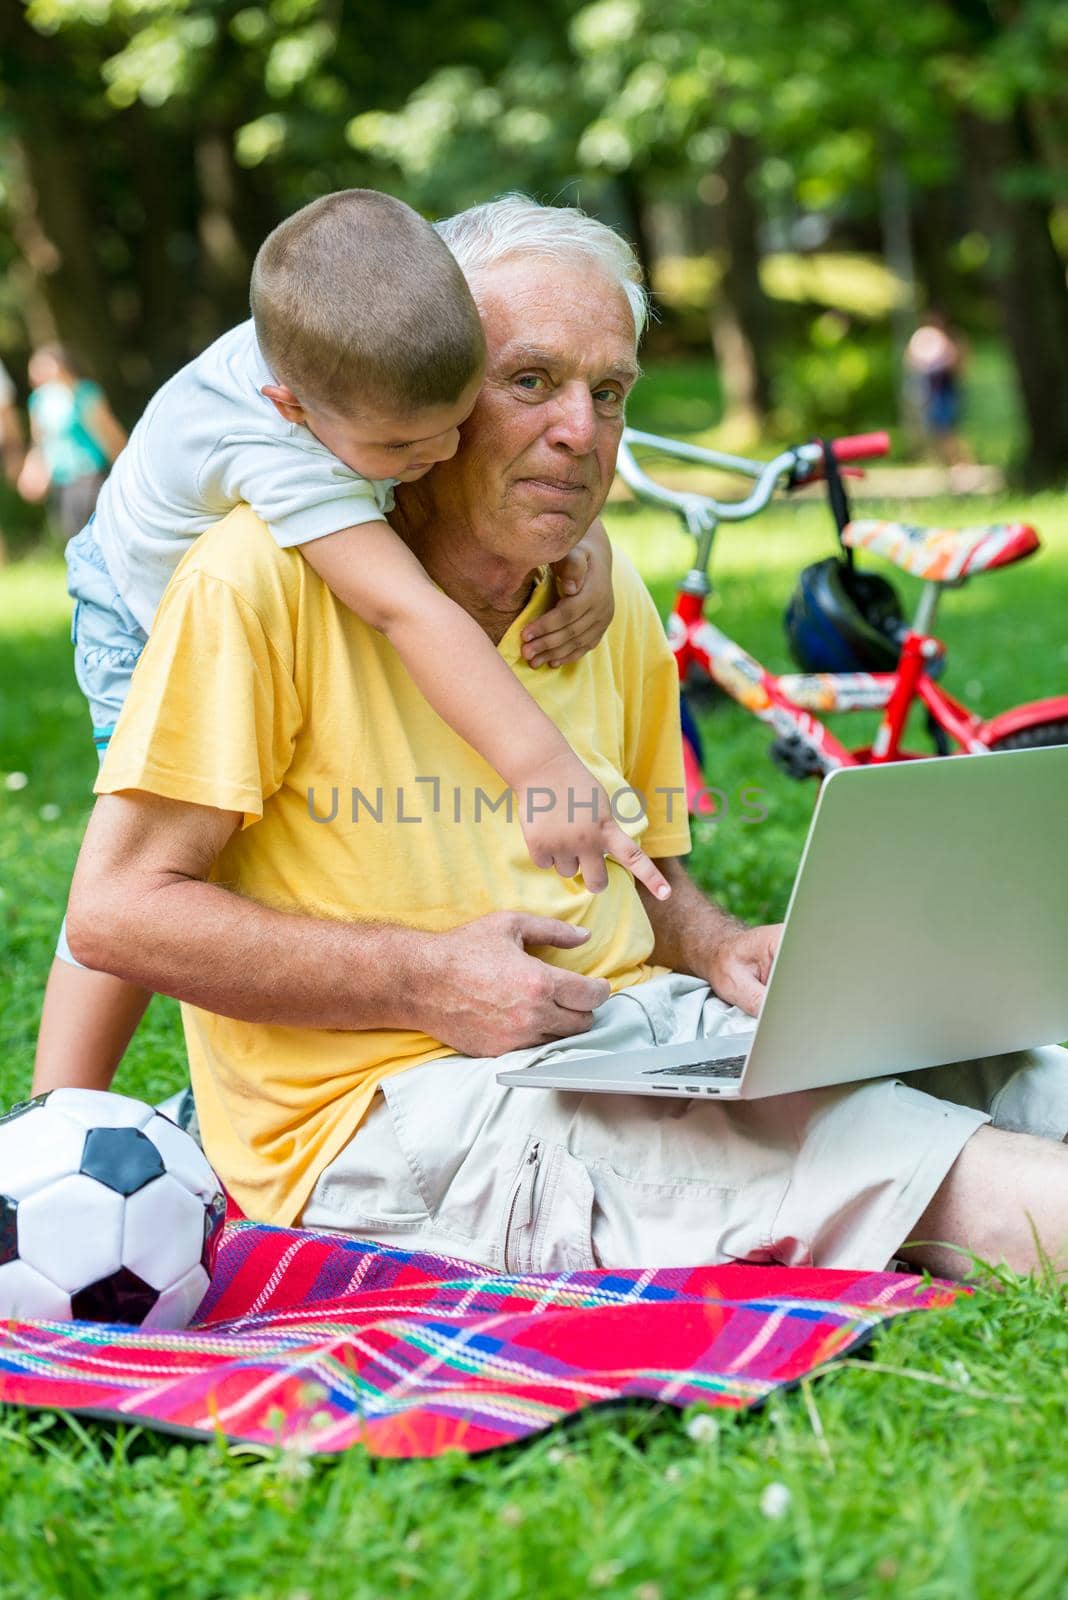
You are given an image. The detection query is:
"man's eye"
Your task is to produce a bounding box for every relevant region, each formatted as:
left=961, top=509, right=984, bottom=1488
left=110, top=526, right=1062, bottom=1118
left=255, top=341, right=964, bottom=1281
left=594, top=389, right=623, bottom=409
left=516, top=374, right=546, bottom=392
left=387, top=441, right=414, bottom=451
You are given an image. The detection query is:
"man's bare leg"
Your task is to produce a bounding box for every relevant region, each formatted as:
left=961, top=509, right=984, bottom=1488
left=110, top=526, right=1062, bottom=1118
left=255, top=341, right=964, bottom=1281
left=899, top=1124, right=1068, bottom=1281
left=33, top=958, right=152, bottom=1095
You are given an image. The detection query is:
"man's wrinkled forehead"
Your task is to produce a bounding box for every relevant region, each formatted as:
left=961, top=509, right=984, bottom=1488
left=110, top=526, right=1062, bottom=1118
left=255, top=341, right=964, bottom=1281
left=473, top=256, right=639, bottom=379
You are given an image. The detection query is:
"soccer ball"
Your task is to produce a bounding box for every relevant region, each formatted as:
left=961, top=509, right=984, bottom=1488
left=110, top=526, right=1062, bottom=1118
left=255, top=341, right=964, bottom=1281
left=0, top=1087, right=226, bottom=1328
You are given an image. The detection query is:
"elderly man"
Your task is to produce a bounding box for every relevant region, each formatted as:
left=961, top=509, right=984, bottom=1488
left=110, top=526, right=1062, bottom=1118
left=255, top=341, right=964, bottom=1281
left=66, top=198, right=1068, bottom=1281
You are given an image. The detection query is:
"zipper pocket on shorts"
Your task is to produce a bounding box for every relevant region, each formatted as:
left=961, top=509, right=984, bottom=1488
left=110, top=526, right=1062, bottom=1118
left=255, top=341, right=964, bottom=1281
left=503, top=1141, right=541, bottom=1273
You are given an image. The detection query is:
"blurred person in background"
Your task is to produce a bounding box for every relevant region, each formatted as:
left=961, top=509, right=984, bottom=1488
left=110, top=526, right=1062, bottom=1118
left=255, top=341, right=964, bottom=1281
left=17, top=344, right=126, bottom=540
left=905, top=311, right=973, bottom=470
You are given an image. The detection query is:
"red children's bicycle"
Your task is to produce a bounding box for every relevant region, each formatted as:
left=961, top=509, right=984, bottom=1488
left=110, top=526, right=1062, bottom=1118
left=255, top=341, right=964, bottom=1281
left=616, top=428, right=1068, bottom=815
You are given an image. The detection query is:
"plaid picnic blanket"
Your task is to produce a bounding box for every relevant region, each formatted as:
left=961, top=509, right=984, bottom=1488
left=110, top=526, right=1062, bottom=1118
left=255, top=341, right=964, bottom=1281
left=0, top=1217, right=957, bottom=1458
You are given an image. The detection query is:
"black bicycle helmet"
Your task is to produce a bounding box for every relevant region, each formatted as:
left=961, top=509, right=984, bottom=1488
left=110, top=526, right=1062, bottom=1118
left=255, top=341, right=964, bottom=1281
left=784, top=557, right=908, bottom=673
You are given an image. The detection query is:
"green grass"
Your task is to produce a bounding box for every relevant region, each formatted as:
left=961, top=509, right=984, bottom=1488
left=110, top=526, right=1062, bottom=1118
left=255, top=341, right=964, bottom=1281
left=2, top=493, right=1068, bottom=1595
left=2, top=1274, right=1068, bottom=1600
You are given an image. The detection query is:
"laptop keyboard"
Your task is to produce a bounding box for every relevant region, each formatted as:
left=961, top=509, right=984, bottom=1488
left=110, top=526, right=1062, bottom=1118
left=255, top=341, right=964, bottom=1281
left=642, top=1054, right=748, bottom=1082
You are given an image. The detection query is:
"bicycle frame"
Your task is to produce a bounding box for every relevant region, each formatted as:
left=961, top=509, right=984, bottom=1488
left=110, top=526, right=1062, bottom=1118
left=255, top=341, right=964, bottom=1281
left=618, top=428, right=1068, bottom=811
left=672, top=588, right=987, bottom=776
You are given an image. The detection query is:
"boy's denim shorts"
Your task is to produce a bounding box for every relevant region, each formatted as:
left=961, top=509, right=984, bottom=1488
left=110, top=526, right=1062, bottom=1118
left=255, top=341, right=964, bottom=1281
left=67, top=520, right=148, bottom=757
left=57, top=522, right=148, bottom=965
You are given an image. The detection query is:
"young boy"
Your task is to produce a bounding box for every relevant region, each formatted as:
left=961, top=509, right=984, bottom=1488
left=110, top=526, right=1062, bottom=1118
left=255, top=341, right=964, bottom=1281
left=35, top=188, right=669, bottom=1092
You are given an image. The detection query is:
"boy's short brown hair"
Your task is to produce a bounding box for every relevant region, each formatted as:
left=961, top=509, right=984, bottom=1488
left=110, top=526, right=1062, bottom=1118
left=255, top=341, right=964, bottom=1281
left=250, top=189, right=485, bottom=416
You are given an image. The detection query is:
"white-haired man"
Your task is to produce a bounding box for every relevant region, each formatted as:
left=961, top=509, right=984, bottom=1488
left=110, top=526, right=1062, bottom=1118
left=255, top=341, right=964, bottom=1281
left=67, top=197, right=1068, bottom=1280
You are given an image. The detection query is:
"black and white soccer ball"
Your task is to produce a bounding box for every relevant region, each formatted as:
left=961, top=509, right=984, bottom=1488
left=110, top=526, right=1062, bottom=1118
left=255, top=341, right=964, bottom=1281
left=0, top=1088, right=226, bottom=1328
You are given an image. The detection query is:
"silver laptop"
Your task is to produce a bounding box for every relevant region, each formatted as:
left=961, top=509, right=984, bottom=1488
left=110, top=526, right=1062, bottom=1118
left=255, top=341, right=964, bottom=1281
left=497, top=745, right=1068, bottom=1101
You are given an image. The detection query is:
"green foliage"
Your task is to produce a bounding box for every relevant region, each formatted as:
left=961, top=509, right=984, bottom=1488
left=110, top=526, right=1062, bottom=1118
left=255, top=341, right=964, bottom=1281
left=646, top=254, right=914, bottom=439
left=336, top=0, right=966, bottom=213
left=5, top=0, right=1065, bottom=254
left=1, top=0, right=1065, bottom=470
left=774, top=319, right=898, bottom=439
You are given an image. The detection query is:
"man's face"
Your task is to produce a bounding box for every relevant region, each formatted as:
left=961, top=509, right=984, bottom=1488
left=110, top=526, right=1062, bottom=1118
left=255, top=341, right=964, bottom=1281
left=420, top=255, right=639, bottom=568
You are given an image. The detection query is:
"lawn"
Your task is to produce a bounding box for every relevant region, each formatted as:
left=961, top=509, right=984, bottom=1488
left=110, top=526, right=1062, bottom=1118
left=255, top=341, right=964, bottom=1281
left=1, top=482, right=1068, bottom=1596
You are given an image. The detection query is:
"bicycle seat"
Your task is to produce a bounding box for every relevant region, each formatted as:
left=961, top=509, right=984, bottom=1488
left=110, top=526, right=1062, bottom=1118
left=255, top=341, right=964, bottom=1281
left=842, top=519, right=1039, bottom=582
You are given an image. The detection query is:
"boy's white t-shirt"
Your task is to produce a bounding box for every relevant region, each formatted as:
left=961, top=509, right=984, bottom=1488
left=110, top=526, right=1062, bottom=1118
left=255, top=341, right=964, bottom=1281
left=92, top=319, right=395, bottom=631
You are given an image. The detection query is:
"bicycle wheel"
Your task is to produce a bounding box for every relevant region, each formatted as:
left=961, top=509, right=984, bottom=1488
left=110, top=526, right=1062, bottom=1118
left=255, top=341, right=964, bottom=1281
left=989, top=720, right=1068, bottom=752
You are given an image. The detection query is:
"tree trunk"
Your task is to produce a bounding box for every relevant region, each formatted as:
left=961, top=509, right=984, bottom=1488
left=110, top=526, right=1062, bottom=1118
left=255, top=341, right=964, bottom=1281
left=117, top=106, right=199, bottom=400
left=0, top=5, right=128, bottom=408
left=9, top=134, right=126, bottom=409
left=701, top=132, right=773, bottom=437
left=194, top=126, right=254, bottom=346
left=947, top=0, right=1068, bottom=483
left=960, top=105, right=1068, bottom=484
left=614, top=168, right=656, bottom=292
left=878, top=144, right=918, bottom=437
left=910, top=182, right=962, bottom=319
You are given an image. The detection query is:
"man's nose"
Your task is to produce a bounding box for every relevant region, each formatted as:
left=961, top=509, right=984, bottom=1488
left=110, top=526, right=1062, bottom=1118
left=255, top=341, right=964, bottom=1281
left=545, top=385, right=597, bottom=454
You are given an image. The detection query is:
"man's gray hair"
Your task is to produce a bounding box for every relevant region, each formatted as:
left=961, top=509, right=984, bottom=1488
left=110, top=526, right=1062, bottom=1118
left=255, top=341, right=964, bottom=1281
left=435, top=194, right=648, bottom=340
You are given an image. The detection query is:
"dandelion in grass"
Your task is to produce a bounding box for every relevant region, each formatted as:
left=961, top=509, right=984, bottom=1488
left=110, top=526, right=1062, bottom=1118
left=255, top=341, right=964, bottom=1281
left=4, top=772, right=28, bottom=791
left=760, top=1482, right=791, bottom=1520
left=685, top=1412, right=719, bottom=1444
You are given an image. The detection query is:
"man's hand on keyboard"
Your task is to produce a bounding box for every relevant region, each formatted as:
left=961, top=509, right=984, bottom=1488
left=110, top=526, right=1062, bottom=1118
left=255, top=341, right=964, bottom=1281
left=705, top=924, right=783, bottom=1017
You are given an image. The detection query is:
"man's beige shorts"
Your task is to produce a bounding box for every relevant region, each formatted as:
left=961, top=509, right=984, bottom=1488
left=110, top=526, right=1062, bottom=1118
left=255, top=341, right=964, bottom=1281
left=301, top=972, right=1068, bottom=1272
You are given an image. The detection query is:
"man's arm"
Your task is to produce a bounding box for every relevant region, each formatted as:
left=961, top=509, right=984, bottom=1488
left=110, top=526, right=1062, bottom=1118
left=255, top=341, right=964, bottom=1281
left=67, top=790, right=610, bottom=1051
left=637, top=857, right=782, bottom=1016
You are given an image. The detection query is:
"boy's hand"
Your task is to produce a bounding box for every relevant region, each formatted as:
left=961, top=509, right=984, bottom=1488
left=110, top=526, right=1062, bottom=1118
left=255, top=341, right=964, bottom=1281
left=517, top=750, right=671, bottom=901
left=522, top=520, right=614, bottom=668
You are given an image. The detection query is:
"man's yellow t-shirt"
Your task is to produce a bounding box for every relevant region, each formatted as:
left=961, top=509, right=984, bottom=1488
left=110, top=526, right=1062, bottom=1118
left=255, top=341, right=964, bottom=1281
left=97, top=507, right=692, bottom=1224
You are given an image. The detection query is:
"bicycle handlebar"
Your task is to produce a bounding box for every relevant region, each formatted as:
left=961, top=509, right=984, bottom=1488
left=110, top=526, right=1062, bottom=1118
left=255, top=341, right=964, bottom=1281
left=797, top=431, right=891, bottom=487
left=616, top=427, right=891, bottom=530
left=826, top=431, right=891, bottom=463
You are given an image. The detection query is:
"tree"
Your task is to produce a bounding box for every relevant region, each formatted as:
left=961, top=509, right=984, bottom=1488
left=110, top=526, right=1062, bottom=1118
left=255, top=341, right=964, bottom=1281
left=0, top=0, right=562, bottom=409
left=941, top=0, right=1068, bottom=482
left=1, top=0, right=1064, bottom=478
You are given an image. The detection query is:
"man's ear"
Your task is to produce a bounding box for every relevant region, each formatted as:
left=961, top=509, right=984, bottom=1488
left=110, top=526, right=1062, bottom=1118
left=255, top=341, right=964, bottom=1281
left=261, top=383, right=306, bottom=425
